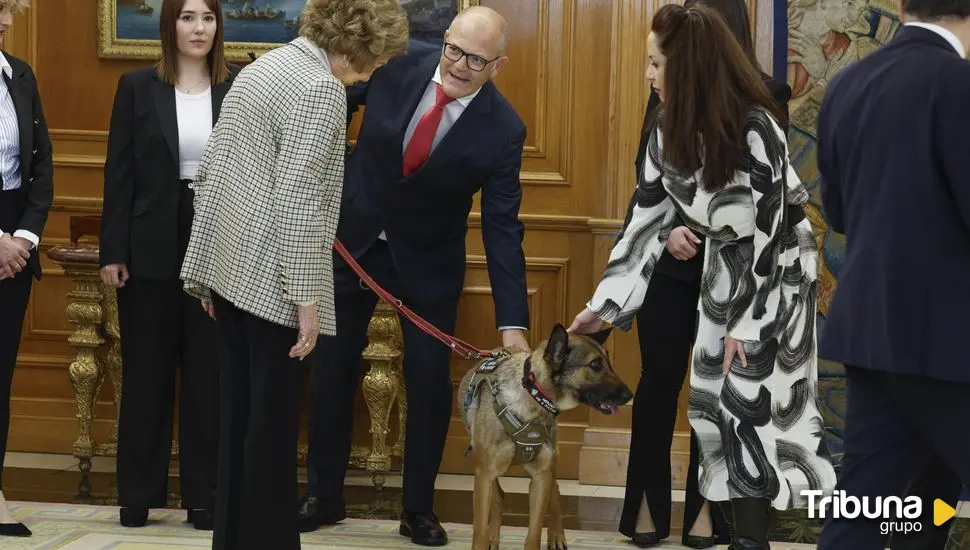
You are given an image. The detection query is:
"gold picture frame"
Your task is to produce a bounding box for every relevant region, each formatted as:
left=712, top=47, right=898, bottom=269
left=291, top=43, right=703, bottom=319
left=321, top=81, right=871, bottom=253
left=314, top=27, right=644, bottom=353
left=97, top=0, right=479, bottom=63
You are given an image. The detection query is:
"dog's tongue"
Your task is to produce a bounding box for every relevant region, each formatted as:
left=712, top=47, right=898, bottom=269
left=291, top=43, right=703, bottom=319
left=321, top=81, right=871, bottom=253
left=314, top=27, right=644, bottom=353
left=600, top=404, right=619, bottom=415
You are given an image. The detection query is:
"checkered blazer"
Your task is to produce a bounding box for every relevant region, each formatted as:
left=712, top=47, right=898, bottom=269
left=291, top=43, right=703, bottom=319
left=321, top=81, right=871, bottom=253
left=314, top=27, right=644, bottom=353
left=179, top=38, right=346, bottom=335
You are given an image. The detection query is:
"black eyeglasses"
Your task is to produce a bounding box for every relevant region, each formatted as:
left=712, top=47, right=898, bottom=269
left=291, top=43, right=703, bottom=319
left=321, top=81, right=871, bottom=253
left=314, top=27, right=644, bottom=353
left=442, top=42, right=501, bottom=72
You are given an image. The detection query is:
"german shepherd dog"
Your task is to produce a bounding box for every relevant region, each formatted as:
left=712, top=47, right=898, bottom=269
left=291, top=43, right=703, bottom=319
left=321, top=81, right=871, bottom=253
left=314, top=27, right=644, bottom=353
left=458, top=324, right=633, bottom=550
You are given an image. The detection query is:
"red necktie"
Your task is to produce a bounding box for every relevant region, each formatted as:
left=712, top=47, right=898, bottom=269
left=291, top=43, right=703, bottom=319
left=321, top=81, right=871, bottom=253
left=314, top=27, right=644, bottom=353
left=403, top=84, right=453, bottom=176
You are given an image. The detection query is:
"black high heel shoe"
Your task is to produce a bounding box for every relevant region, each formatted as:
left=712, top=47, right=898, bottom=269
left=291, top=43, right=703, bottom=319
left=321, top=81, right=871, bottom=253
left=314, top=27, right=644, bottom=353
left=631, top=532, right=660, bottom=547
left=0, top=522, right=30, bottom=537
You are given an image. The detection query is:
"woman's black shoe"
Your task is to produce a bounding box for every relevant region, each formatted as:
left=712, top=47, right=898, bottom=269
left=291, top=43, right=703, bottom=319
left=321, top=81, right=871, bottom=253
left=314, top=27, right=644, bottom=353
left=0, top=522, right=30, bottom=537
left=684, top=534, right=716, bottom=549
left=119, top=507, right=148, bottom=527
left=631, top=532, right=660, bottom=547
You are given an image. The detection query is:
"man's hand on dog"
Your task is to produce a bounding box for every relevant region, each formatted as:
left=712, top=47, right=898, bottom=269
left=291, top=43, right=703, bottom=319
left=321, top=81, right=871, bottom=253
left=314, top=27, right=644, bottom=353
left=567, top=307, right=604, bottom=334
left=501, top=328, right=530, bottom=352
left=666, top=225, right=701, bottom=260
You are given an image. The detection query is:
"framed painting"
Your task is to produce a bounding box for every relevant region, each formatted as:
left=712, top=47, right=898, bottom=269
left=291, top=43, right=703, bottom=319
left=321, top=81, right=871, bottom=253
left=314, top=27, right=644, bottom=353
left=98, top=0, right=479, bottom=62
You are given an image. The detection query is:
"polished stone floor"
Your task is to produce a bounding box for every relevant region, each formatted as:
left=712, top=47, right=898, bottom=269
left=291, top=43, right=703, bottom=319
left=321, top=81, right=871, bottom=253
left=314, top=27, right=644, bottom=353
left=2, top=453, right=969, bottom=548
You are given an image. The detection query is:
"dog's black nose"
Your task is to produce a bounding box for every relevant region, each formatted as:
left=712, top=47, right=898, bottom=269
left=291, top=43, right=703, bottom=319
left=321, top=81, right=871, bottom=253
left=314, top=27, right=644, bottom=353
left=619, top=386, right=633, bottom=404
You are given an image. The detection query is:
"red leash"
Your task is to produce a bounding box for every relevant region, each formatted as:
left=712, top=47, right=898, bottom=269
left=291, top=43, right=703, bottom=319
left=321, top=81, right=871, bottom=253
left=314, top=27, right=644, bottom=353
left=333, top=239, right=494, bottom=360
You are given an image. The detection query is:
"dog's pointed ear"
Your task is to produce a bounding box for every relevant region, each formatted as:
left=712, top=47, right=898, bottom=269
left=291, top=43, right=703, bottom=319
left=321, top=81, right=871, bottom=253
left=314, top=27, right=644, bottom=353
left=543, top=323, right=570, bottom=365
left=587, top=327, right=613, bottom=346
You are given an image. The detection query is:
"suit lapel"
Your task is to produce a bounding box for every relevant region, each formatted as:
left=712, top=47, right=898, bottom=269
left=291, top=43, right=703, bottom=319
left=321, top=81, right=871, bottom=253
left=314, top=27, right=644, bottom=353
left=4, top=68, right=31, bottom=180
left=151, top=75, right=179, bottom=164
left=397, top=54, right=440, bottom=138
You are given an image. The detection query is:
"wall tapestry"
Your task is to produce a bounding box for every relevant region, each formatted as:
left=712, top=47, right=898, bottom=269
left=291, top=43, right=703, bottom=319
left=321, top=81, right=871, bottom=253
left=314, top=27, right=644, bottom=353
left=785, top=0, right=901, bottom=461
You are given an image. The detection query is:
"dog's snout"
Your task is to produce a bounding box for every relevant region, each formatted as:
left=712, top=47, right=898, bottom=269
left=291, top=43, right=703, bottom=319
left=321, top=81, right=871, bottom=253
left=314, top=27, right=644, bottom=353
left=618, top=385, right=633, bottom=405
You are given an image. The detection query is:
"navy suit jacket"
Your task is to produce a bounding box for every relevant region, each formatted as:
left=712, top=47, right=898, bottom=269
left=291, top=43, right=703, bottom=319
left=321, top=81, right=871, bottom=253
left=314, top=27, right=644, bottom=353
left=339, top=49, right=530, bottom=329
left=817, top=26, right=970, bottom=383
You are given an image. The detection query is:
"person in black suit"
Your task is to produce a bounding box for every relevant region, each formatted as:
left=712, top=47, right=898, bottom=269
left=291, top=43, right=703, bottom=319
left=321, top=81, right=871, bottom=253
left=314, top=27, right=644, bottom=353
left=298, top=6, right=529, bottom=546
left=0, top=0, right=52, bottom=538
left=617, top=0, right=790, bottom=547
left=99, top=0, right=237, bottom=531
left=815, top=0, right=970, bottom=546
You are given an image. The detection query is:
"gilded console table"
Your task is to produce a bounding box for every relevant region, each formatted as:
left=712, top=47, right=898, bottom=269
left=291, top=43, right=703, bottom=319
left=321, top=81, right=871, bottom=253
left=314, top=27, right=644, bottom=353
left=48, top=225, right=408, bottom=501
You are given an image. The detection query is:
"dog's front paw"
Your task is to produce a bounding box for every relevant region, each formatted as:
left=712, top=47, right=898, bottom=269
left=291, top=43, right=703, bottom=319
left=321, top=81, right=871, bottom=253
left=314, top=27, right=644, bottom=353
left=546, top=529, right=568, bottom=550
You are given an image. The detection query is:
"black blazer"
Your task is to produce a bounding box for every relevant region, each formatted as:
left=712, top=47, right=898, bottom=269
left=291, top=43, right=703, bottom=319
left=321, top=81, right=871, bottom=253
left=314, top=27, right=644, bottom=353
left=625, top=75, right=792, bottom=283
left=340, top=50, right=530, bottom=329
left=100, top=66, right=239, bottom=279
left=2, top=51, right=53, bottom=279
left=818, top=26, right=970, bottom=383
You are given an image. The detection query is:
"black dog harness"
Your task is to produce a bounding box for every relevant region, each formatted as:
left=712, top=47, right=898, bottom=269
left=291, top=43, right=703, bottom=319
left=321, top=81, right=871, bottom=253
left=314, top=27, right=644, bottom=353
left=463, top=352, right=559, bottom=464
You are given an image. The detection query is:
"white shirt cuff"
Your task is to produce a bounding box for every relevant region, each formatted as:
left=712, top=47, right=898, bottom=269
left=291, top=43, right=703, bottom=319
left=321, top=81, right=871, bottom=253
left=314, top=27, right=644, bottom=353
left=1, top=230, right=39, bottom=249
left=498, top=326, right=527, bottom=331
left=13, top=230, right=40, bottom=249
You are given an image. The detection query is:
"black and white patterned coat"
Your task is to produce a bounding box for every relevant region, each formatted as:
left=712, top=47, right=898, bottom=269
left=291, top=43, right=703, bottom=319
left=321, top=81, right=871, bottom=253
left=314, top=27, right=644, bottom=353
left=589, top=107, right=837, bottom=510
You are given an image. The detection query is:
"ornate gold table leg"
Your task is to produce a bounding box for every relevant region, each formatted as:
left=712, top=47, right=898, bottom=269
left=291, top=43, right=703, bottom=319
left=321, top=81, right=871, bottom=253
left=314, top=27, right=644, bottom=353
left=99, top=285, right=122, bottom=457
left=360, top=301, right=403, bottom=491
left=64, top=265, right=106, bottom=502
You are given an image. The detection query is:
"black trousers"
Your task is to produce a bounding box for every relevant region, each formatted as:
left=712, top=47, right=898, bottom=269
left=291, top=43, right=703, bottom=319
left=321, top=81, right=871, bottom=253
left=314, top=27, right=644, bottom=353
left=306, top=240, right=457, bottom=514
left=0, top=188, right=32, bottom=488
left=818, top=366, right=970, bottom=549
left=619, top=271, right=730, bottom=543
left=890, top=453, right=963, bottom=550
left=116, top=179, right=219, bottom=510
left=211, top=294, right=305, bottom=550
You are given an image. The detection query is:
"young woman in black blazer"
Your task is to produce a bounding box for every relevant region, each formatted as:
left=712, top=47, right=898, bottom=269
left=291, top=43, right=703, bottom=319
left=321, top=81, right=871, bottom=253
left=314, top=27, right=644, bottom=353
left=99, top=0, right=238, bottom=530
left=618, top=0, right=791, bottom=547
left=0, top=0, right=52, bottom=538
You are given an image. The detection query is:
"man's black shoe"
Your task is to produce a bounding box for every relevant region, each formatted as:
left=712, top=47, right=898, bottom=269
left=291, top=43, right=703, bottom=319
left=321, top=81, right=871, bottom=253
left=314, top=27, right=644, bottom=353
left=187, top=509, right=214, bottom=531
left=298, top=495, right=345, bottom=533
left=399, top=511, right=448, bottom=546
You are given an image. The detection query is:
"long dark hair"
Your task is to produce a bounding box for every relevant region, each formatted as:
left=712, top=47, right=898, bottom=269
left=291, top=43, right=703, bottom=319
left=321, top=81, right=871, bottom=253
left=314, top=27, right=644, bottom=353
left=156, top=0, right=231, bottom=86
left=684, top=0, right=760, bottom=69
left=651, top=3, right=782, bottom=192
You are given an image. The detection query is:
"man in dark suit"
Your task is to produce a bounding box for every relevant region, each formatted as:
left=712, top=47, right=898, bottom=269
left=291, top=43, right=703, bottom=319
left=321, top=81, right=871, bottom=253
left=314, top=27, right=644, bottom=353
left=0, top=43, right=53, bottom=536
left=299, top=6, right=529, bottom=546
left=816, top=0, right=970, bottom=547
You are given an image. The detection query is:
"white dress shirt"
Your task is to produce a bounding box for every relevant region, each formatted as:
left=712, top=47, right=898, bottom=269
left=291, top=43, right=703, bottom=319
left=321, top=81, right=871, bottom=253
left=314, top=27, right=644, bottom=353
left=0, top=51, right=39, bottom=249
left=904, top=21, right=966, bottom=57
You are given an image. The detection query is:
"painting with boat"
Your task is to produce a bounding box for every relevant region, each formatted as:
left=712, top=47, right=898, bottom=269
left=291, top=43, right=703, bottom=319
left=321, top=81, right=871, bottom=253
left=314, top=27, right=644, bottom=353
left=99, top=0, right=477, bottom=62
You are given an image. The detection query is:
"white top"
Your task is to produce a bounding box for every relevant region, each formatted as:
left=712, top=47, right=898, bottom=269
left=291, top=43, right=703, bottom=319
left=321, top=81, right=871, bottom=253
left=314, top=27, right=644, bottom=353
left=175, top=86, right=213, bottom=181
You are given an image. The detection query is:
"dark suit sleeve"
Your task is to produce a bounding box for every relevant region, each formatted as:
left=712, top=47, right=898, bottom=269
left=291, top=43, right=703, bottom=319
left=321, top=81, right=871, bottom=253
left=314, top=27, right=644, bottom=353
left=816, top=90, right=844, bottom=234
left=482, top=125, right=529, bottom=329
left=99, top=74, right=136, bottom=267
left=16, top=66, right=52, bottom=239
left=939, top=68, right=970, bottom=232
left=346, top=83, right=367, bottom=125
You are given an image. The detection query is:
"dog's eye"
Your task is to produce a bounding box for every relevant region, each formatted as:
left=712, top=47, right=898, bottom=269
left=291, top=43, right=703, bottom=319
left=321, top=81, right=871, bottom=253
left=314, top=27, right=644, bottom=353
left=589, top=358, right=604, bottom=372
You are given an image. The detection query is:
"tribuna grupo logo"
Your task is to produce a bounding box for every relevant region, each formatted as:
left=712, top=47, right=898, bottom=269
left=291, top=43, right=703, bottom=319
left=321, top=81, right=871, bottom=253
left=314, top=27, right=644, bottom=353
left=802, top=490, right=922, bottom=535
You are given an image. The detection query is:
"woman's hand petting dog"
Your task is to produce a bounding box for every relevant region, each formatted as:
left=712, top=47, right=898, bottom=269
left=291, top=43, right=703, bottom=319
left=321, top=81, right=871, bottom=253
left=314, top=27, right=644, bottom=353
left=666, top=225, right=702, bottom=260
left=567, top=307, right=605, bottom=334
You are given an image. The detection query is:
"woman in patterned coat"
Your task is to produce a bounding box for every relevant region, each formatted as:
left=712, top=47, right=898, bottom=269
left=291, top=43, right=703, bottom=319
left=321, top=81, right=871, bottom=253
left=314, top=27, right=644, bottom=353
left=569, top=4, right=837, bottom=548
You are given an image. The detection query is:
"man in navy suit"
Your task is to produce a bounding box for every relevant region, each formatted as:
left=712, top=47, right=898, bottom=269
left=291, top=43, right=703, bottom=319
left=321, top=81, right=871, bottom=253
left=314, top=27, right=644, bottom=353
left=816, top=0, right=970, bottom=547
left=299, top=6, right=529, bottom=546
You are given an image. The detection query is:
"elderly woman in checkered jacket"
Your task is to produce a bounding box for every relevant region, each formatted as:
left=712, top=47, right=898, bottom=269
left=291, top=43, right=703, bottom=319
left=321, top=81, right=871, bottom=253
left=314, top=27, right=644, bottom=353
left=178, top=1, right=411, bottom=548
